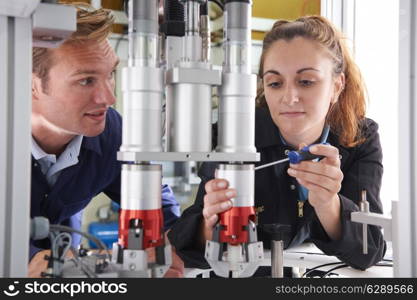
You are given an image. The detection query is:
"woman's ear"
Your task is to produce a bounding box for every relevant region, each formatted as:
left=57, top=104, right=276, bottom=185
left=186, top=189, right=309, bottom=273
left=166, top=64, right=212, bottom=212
left=332, top=73, right=345, bottom=104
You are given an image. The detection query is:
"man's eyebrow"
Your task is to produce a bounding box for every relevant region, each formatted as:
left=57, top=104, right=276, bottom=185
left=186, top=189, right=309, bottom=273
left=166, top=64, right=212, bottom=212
left=71, top=69, right=99, bottom=76
left=71, top=59, right=120, bottom=77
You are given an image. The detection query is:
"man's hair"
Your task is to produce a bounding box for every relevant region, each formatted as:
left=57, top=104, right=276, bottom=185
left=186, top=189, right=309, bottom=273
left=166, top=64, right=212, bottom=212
left=32, top=2, right=115, bottom=92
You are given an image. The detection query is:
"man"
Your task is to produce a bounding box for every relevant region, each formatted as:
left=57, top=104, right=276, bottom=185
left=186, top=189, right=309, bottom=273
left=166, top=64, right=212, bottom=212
left=29, top=3, right=182, bottom=277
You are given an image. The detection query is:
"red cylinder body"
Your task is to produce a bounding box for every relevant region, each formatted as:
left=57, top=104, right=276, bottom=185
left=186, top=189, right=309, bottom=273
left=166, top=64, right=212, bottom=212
left=118, top=208, right=164, bottom=249
left=219, top=206, right=256, bottom=245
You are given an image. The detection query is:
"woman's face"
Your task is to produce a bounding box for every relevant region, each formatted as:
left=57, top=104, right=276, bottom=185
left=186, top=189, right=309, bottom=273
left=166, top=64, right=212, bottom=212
left=262, top=37, right=344, bottom=146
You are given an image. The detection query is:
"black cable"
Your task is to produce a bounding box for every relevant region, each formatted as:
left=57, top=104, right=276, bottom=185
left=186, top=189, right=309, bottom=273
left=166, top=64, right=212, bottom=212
left=375, top=263, right=393, bottom=267
left=302, top=262, right=345, bottom=277
left=209, top=0, right=224, bottom=11
left=321, top=264, right=349, bottom=278
left=289, top=251, right=328, bottom=256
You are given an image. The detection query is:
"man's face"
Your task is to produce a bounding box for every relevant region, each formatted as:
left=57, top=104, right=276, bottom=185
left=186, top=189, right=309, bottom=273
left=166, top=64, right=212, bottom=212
left=32, top=40, right=119, bottom=137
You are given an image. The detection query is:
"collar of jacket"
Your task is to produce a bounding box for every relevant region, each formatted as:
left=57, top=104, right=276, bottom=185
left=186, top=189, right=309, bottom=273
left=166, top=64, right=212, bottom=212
left=81, top=135, right=103, bottom=156
left=254, top=105, right=350, bottom=166
left=79, top=107, right=119, bottom=157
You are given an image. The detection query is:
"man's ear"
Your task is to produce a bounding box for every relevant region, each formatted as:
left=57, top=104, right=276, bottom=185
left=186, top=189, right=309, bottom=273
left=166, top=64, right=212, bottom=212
left=332, top=73, right=345, bottom=104
left=32, top=74, right=43, bottom=101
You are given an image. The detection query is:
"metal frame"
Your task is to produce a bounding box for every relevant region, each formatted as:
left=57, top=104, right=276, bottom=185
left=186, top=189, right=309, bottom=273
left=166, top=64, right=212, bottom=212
left=323, top=0, right=417, bottom=277
left=321, top=0, right=356, bottom=49
left=0, top=13, right=34, bottom=277
left=351, top=211, right=393, bottom=241
left=0, top=1, right=75, bottom=277
left=117, top=151, right=259, bottom=162
left=395, top=0, right=417, bottom=277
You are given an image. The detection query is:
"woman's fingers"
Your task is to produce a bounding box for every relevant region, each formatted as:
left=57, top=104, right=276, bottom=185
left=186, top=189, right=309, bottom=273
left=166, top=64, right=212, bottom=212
left=204, top=187, right=236, bottom=207
left=204, top=214, right=219, bottom=229
left=290, top=161, right=343, bottom=182
left=203, top=194, right=234, bottom=219
left=205, top=178, right=229, bottom=193
left=288, top=144, right=343, bottom=194
left=296, top=178, right=334, bottom=200
left=288, top=168, right=341, bottom=194
left=309, top=144, right=341, bottom=166
left=203, top=179, right=236, bottom=227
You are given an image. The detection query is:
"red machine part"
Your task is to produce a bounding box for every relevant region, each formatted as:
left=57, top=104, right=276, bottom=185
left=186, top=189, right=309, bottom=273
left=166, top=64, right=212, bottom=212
left=118, top=209, right=164, bottom=249
left=219, top=206, right=256, bottom=245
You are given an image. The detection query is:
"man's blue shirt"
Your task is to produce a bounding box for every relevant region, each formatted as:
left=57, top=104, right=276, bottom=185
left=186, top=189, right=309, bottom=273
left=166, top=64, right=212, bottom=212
left=30, top=108, right=180, bottom=260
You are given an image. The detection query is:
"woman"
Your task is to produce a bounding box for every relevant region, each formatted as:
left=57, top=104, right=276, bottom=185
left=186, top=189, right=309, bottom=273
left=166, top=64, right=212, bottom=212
left=168, top=16, right=386, bottom=271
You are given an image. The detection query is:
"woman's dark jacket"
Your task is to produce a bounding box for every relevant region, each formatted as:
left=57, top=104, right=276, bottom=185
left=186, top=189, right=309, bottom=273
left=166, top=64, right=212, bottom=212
left=168, top=106, right=386, bottom=270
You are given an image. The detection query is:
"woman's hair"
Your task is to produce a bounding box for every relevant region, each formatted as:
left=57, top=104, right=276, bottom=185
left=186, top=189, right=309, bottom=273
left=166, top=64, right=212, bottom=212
left=32, top=2, right=114, bottom=93
left=256, top=16, right=367, bottom=147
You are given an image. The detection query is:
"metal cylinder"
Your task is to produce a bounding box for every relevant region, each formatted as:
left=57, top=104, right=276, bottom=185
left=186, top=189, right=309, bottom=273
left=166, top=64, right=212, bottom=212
left=217, top=1, right=256, bottom=154
left=128, top=0, right=159, bottom=67
left=216, top=73, right=256, bottom=153
left=216, top=164, right=254, bottom=207
left=165, top=1, right=216, bottom=152
left=223, top=1, right=251, bottom=74
left=165, top=36, right=183, bottom=69
left=228, top=244, right=244, bottom=277
left=121, top=164, right=162, bottom=210
left=121, top=0, right=163, bottom=153
left=183, top=34, right=202, bottom=62
left=271, top=240, right=284, bottom=278
left=121, top=67, right=163, bottom=152
left=184, top=0, right=200, bottom=35
left=166, top=81, right=212, bottom=152
left=182, top=0, right=202, bottom=61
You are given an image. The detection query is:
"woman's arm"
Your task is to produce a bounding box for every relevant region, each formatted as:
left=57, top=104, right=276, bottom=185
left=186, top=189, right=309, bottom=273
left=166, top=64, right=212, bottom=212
left=308, top=120, right=385, bottom=269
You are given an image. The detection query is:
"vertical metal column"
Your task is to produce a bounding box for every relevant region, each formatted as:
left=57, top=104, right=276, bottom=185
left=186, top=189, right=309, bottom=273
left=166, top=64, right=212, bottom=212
left=0, top=16, right=32, bottom=277
left=395, top=0, right=417, bottom=277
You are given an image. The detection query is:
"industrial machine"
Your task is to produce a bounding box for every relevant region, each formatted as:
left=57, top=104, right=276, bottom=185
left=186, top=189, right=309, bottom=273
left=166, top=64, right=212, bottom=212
left=2, top=0, right=416, bottom=279
left=29, top=0, right=263, bottom=278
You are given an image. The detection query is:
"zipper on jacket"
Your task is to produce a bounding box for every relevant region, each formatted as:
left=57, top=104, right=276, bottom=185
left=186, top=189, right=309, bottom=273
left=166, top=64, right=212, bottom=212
left=297, top=200, right=304, bottom=218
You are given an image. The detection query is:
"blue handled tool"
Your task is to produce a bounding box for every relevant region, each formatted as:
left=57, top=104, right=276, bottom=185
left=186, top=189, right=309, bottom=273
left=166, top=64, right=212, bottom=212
left=254, top=143, right=326, bottom=171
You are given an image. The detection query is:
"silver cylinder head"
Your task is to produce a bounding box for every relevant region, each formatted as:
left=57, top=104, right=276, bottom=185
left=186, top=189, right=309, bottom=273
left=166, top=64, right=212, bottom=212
left=215, top=164, right=254, bottom=207
left=184, top=0, right=200, bottom=35
left=120, top=67, right=163, bottom=152
left=216, top=72, right=257, bottom=153
left=128, top=0, right=159, bottom=67
left=166, top=82, right=212, bottom=152
left=223, top=1, right=251, bottom=74
left=121, top=164, right=162, bottom=210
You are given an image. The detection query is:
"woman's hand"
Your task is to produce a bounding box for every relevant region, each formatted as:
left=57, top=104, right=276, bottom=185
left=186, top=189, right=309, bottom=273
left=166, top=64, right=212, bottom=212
left=201, top=179, right=236, bottom=241
left=287, top=143, right=343, bottom=240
